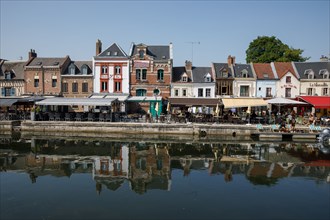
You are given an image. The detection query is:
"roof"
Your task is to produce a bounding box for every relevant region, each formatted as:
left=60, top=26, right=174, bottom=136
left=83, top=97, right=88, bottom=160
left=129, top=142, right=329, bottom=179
left=90, top=93, right=129, bottom=101
left=98, top=43, right=128, bottom=57
left=172, top=67, right=191, bottom=83
left=273, top=62, right=298, bottom=79
left=253, top=63, right=277, bottom=80
left=293, top=62, right=330, bottom=80
left=131, top=43, right=170, bottom=60
left=233, top=64, right=254, bottom=78
left=298, top=96, right=330, bottom=109
left=221, top=98, right=267, bottom=108
left=36, top=97, right=118, bottom=106
left=126, top=96, right=159, bottom=102
left=266, top=97, right=308, bottom=105
left=0, top=60, right=26, bottom=80
left=168, top=98, right=221, bottom=106
left=192, top=67, right=213, bottom=83
left=62, top=61, right=93, bottom=75
left=0, top=98, right=20, bottom=107
left=212, top=63, right=234, bottom=78
left=26, top=57, right=68, bottom=67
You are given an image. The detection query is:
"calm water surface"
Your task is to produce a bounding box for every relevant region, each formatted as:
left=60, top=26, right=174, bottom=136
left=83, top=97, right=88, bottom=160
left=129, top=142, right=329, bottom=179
left=1, top=132, right=329, bottom=220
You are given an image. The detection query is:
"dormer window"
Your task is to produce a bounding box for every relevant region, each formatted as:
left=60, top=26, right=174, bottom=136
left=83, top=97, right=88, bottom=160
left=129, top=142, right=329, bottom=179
left=113, top=52, right=118, bottom=56
left=241, top=69, right=248, bottom=78
left=81, top=65, right=88, bottom=75
left=263, top=73, right=269, bottom=78
left=69, top=64, right=75, bottom=75
left=221, top=71, right=228, bottom=78
left=304, top=69, right=314, bottom=79
left=181, top=73, right=188, bottom=82
left=319, top=69, right=329, bottom=79
left=139, top=50, right=144, bottom=59
left=5, top=72, right=11, bottom=80
left=204, top=73, right=211, bottom=82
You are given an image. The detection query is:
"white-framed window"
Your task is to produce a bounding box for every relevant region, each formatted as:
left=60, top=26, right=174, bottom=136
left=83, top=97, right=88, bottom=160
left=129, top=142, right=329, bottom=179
left=198, top=88, right=203, bottom=97
left=182, top=89, right=187, bottom=97
left=157, top=69, right=164, bottom=81
left=286, top=76, right=291, bottom=83
left=115, top=66, right=121, bottom=75
left=101, top=66, right=108, bottom=74
left=285, top=88, right=291, bottom=98
left=322, top=88, right=328, bottom=96
left=266, top=88, right=272, bottom=97
left=240, top=86, right=249, bottom=97
left=307, top=88, right=313, bottom=95
left=174, top=89, right=179, bottom=96
left=206, top=88, right=211, bottom=97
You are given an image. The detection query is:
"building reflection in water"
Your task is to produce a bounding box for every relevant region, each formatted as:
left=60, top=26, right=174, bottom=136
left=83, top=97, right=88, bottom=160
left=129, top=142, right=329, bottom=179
left=1, top=137, right=330, bottom=194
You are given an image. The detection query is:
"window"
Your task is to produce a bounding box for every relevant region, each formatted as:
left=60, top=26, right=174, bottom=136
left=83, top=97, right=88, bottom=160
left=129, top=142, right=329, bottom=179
left=286, top=76, right=291, bottom=83
left=205, top=73, right=211, bottom=82
left=221, top=87, right=227, bottom=95
left=241, top=69, right=248, bottom=78
left=52, top=79, right=57, bottom=87
left=221, top=71, right=228, bottom=78
left=5, top=72, right=11, bottom=80
left=157, top=69, right=164, bottom=81
left=240, top=86, right=249, bottom=97
left=307, top=88, right=313, bottom=95
left=182, top=89, right=187, bottom=97
left=182, top=76, right=187, bottom=82
left=322, top=88, right=328, bottom=96
left=62, top=83, right=68, bottom=93
left=174, top=89, right=179, bottom=96
left=136, top=69, right=141, bottom=80
left=136, top=69, right=147, bottom=81
left=266, top=88, right=272, bottom=97
left=82, top=82, right=88, bottom=93
left=72, top=82, right=78, bottom=93
left=115, top=66, right=121, bottom=75
left=1, top=87, right=15, bottom=96
left=142, top=69, right=147, bottom=80
left=258, top=87, right=261, bottom=91
left=101, top=81, right=108, bottom=92
left=308, top=73, right=314, bottom=79
left=206, top=88, right=211, bottom=97
left=323, top=73, right=329, bottom=79
left=153, top=89, right=160, bottom=96
left=101, top=66, right=108, bottom=74
left=285, top=88, right=291, bottom=98
left=136, top=89, right=147, bottom=96
left=34, top=79, right=39, bottom=87
left=198, top=88, right=203, bottom=97
left=115, top=82, right=121, bottom=92
left=69, top=66, right=75, bottom=75
left=82, top=66, right=88, bottom=75
left=139, top=50, right=144, bottom=59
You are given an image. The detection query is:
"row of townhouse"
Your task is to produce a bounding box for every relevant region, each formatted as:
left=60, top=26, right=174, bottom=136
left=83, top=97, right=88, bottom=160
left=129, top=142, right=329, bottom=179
left=1, top=40, right=329, bottom=115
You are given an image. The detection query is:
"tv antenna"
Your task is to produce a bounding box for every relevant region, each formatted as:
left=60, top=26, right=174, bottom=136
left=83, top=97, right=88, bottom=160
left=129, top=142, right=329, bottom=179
left=186, top=41, right=200, bottom=64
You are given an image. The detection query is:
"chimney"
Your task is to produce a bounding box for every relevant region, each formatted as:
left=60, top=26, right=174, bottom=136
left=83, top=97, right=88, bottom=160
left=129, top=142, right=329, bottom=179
left=28, top=49, right=37, bottom=59
left=185, top=60, right=192, bottom=71
left=227, top=55, right=235, bottom=66
left=96, top=39, right=102, bottom=56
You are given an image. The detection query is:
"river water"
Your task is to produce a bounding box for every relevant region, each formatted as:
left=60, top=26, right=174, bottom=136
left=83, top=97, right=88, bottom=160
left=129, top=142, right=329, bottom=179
left=1, top=132, right=329, bottom=220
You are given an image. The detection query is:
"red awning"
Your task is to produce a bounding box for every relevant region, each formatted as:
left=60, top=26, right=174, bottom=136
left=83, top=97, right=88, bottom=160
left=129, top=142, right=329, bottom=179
left=298, top=96, right=330, bottom=109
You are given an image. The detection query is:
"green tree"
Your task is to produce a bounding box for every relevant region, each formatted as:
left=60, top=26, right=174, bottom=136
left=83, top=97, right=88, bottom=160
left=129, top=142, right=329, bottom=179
left=246, top=36, right=309, bottom=63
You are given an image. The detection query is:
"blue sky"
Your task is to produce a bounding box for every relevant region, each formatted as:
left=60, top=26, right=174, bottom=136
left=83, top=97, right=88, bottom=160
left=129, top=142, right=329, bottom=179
left=1, top=0, right=329, bottom=66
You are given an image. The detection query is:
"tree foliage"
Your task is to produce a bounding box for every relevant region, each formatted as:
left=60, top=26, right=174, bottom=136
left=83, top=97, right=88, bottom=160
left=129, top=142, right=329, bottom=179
left=246, top=36, right=309, bottom=63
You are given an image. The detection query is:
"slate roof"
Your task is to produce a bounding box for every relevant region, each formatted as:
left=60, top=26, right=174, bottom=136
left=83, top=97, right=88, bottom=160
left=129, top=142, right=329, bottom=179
left=172, top=67, right=191, bottom=83
left=253, top=63, right=277, bottom=79
left=192, top=67, right=213, bottom=83
left=62, top=61, right=93, bottom=75
left=212, top=63, right=234, bottom=78
left=98, top=43, right=128, bottom=57
left=27, top=57, right=68, bottom=67
left=0, top=60, right=26, bottom=80
left=131, top=43, right=170, bottom=60
left=233, top=64, right=254, bottom=78
left=293, top=61, right=330, bottom=80
left=273, top=62, right=298, bottom=79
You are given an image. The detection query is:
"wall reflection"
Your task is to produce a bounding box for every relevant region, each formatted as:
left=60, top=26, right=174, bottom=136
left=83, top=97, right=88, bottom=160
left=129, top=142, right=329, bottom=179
left=1, top=135, right=330, bottom=194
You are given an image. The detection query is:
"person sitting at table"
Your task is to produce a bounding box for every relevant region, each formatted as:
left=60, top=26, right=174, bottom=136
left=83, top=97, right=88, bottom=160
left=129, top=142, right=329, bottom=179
left=308, top=113, right=315, bottom=125
left=279, top=120, right=288, bottom=132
